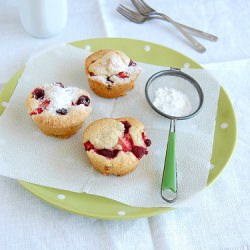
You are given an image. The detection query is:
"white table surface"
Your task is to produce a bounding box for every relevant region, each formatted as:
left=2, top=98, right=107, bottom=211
left=0, top=0, right=250, bottom=249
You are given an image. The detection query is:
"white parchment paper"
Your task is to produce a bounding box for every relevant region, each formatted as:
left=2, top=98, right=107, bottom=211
left=0, top=45, right=220, bottom=207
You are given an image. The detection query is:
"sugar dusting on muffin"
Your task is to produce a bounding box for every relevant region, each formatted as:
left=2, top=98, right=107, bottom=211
left=29, top=82, right=90, bottom=116
left=88, top=50, right=140, bottom=84
left=85, top=49, right=141, bottom=98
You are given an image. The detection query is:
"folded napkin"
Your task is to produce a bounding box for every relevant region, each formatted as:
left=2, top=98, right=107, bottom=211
left=0, top=45, right=220, bottom=207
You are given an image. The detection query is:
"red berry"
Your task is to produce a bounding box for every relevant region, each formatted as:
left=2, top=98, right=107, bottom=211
left=84, top=141, right=94, bottom=151
left=142, top=132, right=151, bottom=147
left=29, top=99, right=50, bottom=116
left=40, top=99, right=50, bottom=109
left=106, top=76, right=114, bottom=83
left=121, top=121, right=131, bottom=134
left=96, top=149, right=120, bottom=158
left=84, top=141, right=120, bottom=158
left=145, top=139, right=151, bottom=147
left=76, top=95, right=90, bottom=106
left=128, top=59, right=136, bottom=66
left=56, top=108, right=68, bottom=115
left=132, top=146, right=148, bottom=159
left=30, top=108, right=43, bottom=115
left=118, top=134, right=133, bottom=152
left=117, top=71, right=129, bottom=78
left=37, top=108, right=43, bottom=114
left=32, top=88, right=44, bottom=100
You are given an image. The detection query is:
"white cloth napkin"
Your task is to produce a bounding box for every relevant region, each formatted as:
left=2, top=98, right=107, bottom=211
left=0, top=45, right=220, bottom=207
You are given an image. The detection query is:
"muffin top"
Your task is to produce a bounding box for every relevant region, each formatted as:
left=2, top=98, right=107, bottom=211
left=85, top=49, right=141, bottom=85
left=26, top=82, right=91, bottom=116
left=83, top=117, right=151, bottom=160
left=88, top=50, right=130, bottom=76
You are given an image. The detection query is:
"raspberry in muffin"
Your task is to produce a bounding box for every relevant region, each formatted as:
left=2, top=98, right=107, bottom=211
left=85, top=49, right=141, bottom=98
left=26, top=82, right=92, bottom=138
left=82, top=117, right=151, bottom=176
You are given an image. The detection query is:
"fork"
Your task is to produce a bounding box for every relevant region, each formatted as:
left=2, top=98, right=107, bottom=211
left=117, top=5, right=167, bottom=23
left=117, top=5, right=206, bottom=53
left=131, top=0, right=218, bottom=42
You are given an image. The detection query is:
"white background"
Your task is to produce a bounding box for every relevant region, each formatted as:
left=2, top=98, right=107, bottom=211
left=0, top=0, right=250, bottom=249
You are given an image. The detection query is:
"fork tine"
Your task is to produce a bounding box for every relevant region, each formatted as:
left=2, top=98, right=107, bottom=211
left=117, top=6, right=138, bottom=22
left=116, top=5, right=145, bottom=23
left=117, top=4, right=141, bottom=18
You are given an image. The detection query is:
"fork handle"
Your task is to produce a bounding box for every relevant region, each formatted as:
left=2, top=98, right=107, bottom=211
left=152, top=13, right=217, bottom=42
left=165, top=16, right=206, bottom=53
left=174, top=21, right=218, bottom=41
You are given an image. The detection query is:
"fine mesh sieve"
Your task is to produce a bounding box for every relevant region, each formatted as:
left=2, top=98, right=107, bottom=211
left=145, top=69, right=204, bottom=202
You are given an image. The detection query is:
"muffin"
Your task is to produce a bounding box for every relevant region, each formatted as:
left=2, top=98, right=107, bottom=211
left=26, top=82, right=92, bottom=138
left=82, top=117, right=151, bottom=176
left=85, top=49, right=141, bottom=98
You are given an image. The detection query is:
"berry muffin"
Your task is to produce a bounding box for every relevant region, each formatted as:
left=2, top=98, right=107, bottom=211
left=26, top=82, right=92, bottom=138
left=85, top=49, right=141, bottom=98
left=82, top=117, right=151, bottom=176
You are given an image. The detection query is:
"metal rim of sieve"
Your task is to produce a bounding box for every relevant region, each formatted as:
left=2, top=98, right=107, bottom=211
left=145, top=69, right=204, bottom=120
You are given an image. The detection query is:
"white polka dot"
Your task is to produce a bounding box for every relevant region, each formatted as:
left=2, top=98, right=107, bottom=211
left=210, top=164, right=215, bottom=170
left=118, top=211, right=126, bottom=216
left=57, top=194, right=66, bottom=200
left=84, top=45, right=91, bottom=51
left=220, top=123, right=228, bottom=129
left=183, top=63, right=190, bottom=68
left=144, top=45, right=151, bottom=52
left=1, top=102, right=9, bottom=108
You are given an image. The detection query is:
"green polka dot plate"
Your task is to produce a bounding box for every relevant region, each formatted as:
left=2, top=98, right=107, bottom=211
left=0, top=38, right=237, bottom=220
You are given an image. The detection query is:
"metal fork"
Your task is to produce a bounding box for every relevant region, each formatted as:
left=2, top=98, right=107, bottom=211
left=117, top=5, right=206, bottom=53
left=131, top=0, right=218, bottom=42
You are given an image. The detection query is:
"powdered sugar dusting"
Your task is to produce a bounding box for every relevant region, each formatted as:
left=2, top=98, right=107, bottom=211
left=106, top=54, right=128, bottom=74
left=89, top=51, right=129, bottom=76
left=88, top=51, right=141, bottom=84
left=41, top=83, right=88, bottom=113
left=153, top=87, right=192, bottom=117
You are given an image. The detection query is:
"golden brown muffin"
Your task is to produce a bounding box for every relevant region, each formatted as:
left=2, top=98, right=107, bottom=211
left=82, top=117, right=151, bottom=176
left=26, top=82, right=92, bottom=138
left=85, top=49, right=141, bottom=98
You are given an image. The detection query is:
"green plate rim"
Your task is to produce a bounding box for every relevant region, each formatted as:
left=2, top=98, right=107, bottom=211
left=0, top=38, right=237, bottom=220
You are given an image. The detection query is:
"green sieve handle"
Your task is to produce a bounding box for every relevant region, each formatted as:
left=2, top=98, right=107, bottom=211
left=161, top=119, right=177, bottom=202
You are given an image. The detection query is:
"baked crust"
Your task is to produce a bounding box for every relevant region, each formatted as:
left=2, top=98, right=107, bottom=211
left=86, top=77, right=135, bottom=99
